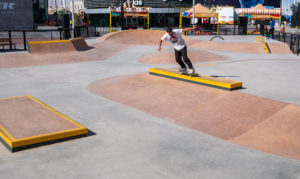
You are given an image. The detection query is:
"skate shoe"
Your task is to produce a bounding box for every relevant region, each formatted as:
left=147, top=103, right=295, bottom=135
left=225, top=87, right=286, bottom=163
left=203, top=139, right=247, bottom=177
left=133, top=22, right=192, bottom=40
left=179, top=68, right=187, bottom=73
left=187, top=68, right=195, bottom=75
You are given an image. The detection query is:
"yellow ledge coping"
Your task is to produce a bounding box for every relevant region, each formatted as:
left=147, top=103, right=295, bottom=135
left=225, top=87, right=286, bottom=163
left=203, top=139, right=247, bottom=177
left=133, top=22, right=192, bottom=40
left=29, top=40, right=71, bottom=44
left=149, top=68, right=243, bottom=91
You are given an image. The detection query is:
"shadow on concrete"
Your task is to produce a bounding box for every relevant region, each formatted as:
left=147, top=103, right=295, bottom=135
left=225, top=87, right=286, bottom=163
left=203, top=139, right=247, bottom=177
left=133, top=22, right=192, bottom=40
left=75, top=46, right=94, bottom=51
left=210, top=75, right=241, bottom=78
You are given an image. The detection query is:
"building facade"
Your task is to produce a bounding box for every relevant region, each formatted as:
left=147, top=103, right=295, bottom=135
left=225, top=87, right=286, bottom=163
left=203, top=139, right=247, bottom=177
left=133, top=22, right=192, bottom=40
left=85, top=0, right=193, bottom=27
left=195, top=0, right=280, bottom=8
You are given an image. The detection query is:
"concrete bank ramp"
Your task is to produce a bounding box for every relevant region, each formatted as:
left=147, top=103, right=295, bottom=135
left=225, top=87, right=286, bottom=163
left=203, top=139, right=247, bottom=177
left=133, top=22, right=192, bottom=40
left=268, top=43, right=293, bottom=54
left=190, top=40, right=293, bottom=54
left=88, top=73, right=300, bottom=160
left=29, top=37, right=89, bottom=54
left=99, top=30, right=167, bottom=45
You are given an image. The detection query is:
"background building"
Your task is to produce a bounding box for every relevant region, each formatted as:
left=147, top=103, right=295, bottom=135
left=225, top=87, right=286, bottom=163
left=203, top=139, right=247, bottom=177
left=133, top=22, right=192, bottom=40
left=195, top=0, right=281, bottom=8
left=0, top=0, right=35, bottom=30
left=85, top=0, right=193, bottom=27
left=71, top=0, right=85, bottom=13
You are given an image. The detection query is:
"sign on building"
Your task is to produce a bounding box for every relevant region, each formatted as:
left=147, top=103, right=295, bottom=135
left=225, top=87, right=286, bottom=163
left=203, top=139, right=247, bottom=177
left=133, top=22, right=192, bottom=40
left=0, top=0, right=34, bottom=30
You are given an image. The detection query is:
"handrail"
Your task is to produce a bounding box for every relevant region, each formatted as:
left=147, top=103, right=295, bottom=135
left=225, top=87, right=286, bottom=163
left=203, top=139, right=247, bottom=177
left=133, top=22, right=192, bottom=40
left=256, top=35, right=270, bottom=54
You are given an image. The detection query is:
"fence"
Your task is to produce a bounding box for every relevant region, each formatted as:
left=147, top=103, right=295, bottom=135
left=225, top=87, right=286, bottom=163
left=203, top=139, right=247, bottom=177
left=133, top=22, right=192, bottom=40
left=0, top=30, right=63, bottom=51
left=1, top=25, right=300, bottom=55
left=275, top=31, right=300, bottom=55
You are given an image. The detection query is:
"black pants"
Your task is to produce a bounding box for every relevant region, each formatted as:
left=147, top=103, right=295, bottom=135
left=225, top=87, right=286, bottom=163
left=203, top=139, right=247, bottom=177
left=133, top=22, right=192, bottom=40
left=267, top=28, right=274, bottom=39
left=175, top=46, right=193, bottom=69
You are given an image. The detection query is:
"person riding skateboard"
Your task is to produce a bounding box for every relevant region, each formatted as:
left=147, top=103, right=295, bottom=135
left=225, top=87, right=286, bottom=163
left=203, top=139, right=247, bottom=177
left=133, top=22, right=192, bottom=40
left=158, top=25, right=198, bottom=74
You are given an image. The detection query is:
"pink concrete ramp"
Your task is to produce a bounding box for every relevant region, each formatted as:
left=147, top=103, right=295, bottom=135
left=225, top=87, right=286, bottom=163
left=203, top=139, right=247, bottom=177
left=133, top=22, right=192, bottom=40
left=139, top=49, right=225, bottom=64
left=230, top=104, right=300, bottom=159
left=99, top=30, right=196, bottom=46
left=268, top=43, right=293, bottom=54
left=0, top=41, right=128, bottom=68
left=88, top=73, right=300, bottom=160
left=190, top=41, right=266, bottom=53
left=99, top=30, right=166, bottom=45
left=29, top=37, right=89, bottom=54
left=189, top=40, right=293, bottom=54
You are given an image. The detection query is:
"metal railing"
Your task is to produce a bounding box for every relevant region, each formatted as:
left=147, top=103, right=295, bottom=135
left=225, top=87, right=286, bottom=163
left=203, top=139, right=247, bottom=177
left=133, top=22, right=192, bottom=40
left=0, top=29, right=64, bottom=51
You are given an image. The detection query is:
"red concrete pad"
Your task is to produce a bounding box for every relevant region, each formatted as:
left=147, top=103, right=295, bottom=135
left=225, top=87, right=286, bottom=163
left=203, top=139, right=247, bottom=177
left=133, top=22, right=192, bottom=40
left=0, top=96, right=88, bottom=151
left=88, top=73, right=300, bottom=160
left=230, top=104, right=300, bottom=160
left=89, top=74, right=229, bottom=121
left=0, top=41, right=128, bottom=68
left=190, top=41, right=266, bottom=53
left=189, top=92, right=287, bottom=140
left=139, top=49, right=225, bottom=65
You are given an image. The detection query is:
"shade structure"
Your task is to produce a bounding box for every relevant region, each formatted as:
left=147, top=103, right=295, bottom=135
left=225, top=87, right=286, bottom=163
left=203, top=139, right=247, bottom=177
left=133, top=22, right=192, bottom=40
left=238, top=4, right=282, bottom=19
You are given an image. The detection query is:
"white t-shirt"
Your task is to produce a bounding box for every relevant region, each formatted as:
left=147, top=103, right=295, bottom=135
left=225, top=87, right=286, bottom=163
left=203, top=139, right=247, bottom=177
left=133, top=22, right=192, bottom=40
left=161, top=29, right=186, bottom=51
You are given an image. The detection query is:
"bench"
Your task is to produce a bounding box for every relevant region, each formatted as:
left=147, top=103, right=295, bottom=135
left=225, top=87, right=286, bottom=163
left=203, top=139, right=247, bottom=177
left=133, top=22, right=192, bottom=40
left=0, top=38, right=16, bottom=50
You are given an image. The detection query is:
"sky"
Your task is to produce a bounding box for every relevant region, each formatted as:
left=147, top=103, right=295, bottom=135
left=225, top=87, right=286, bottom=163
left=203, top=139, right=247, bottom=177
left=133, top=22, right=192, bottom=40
left=282, top=0, right=299, bottom=12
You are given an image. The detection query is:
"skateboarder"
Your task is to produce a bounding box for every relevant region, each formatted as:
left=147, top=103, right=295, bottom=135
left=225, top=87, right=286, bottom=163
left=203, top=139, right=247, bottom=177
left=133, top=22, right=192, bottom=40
left=158, top=25, right=198, bottom=74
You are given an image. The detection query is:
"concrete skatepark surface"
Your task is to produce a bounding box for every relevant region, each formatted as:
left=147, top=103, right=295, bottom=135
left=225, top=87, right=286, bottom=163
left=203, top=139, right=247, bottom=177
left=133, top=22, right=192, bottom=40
left=0, top=30, right=299, bottom=178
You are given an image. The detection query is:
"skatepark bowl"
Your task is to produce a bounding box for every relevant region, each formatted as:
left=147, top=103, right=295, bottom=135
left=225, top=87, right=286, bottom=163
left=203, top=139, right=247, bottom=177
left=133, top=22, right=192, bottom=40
left=0, top=30, right=300, bottom=178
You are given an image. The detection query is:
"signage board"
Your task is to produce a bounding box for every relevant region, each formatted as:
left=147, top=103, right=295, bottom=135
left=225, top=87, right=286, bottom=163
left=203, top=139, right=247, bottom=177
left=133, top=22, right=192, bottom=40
left=0, top=0, right=34, bottom=30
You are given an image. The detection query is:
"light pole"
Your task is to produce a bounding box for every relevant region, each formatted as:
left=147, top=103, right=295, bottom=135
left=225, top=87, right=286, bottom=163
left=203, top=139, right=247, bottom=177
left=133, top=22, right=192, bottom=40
left=193, top=0, right=195, bottom=25
left=55, top=0, right=58, bottom=26
left=63, top=0, right=67, bottom=14
left=71, top=0, right=75, bottom=37
left=121, top=0, right=125, bottom=30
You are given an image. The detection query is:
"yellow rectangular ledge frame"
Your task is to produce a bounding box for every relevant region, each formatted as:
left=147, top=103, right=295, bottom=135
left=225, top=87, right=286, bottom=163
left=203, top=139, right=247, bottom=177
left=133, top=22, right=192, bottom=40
left=0, top=95, right=88, bottom=152
left=149, top=68, right=243, bottom=91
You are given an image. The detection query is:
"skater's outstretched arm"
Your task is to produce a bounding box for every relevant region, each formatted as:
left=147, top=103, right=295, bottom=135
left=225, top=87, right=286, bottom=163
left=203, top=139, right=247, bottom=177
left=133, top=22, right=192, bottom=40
left=158, top=39, right=163, bottom=52
left=182, top=25, right=198, bottom=32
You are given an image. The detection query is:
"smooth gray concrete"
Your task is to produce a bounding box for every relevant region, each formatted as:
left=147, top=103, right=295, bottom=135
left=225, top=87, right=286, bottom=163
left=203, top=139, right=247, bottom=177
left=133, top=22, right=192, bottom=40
left=0, top=37, right=300, bottom=179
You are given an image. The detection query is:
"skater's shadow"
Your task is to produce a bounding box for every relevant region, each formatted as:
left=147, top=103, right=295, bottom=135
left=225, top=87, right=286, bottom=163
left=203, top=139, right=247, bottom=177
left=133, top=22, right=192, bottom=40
left=210, top=75, right=240, bottom=78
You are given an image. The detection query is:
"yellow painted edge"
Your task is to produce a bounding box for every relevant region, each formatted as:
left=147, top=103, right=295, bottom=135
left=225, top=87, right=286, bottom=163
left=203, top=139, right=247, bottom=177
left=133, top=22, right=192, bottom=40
left=12, top=128, right=88, bottom=148
left=231, top=82, right=243, bottom=89
left=29, top=40, right=71, bottom=45
left=0, top=126, right=14, bottom=148
left=0, top=132, right=13, bottom=148
left=150, top=68, right=231, bottom=88
left=27, top=95, right=86, bottom=129
left=0, top=95, right=28, bottom=101
left=0, top=125, right=16, bottom=141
